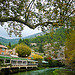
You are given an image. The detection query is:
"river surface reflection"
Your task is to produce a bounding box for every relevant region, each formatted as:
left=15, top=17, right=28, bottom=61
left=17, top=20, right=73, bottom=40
left=12, top=68, right=75, bottom=75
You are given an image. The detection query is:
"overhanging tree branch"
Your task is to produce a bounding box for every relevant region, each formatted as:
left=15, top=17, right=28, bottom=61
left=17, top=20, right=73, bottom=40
left=0, top=17, right=34, bottom=29
left=0, top=17, right=60, bottom=29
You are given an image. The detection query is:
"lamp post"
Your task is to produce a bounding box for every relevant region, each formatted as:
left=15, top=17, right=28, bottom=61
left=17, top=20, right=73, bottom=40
left=26, top=54, right=28, bottom=65
left=26, top=54, right=27, bottom=57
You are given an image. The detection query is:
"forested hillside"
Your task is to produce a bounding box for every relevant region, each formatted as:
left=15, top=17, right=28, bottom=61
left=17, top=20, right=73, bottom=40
left=29, top=27, right=67, bottom=46
left=0, top=27, right=67, bottom=46
left=17, top=27, right=67, bottom=53
left=0, top=37, right=19, bottom=45
left=0, top=32, right=42, bottom=45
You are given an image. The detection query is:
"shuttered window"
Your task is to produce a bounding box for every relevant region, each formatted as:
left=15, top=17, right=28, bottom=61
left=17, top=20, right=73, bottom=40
left=2, top=48, right=5, bottom=51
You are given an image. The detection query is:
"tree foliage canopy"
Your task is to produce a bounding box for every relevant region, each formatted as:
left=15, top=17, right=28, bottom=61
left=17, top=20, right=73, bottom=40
left=15, top=43, right=31, bottom=57
left=33, top=54, right=43, bottom=60
left=0, top=0, right=75, bottom=36
left=64, top=30, right=75, bottom=70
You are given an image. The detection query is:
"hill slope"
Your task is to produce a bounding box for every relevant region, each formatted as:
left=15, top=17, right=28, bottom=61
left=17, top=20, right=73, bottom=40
left=0, top=32, right=43, bottom=45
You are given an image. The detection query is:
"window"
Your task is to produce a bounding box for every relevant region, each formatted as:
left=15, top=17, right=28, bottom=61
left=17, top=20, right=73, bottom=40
left=5, top=60, right=10, bottom=63
left=1, top=52, right=4, bottom=55
left=2, top=48, right=5, bottom=51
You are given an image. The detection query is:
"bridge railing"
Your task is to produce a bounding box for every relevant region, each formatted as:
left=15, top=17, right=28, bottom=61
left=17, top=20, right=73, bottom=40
left=0, top=55, right=38, bottom=67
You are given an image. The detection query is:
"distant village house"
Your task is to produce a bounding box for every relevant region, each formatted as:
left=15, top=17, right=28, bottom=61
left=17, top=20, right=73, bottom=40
left=30, top=43, right=37, bottom=46
left=0, top=45, right=7, bottom=55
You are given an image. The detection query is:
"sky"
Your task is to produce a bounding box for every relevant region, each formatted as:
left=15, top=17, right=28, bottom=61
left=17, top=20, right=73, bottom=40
left=0, top=25, right=42, bottom=39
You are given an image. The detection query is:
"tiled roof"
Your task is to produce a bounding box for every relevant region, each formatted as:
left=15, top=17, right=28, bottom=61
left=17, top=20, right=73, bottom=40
left=0, top=45, right=7, bottom=49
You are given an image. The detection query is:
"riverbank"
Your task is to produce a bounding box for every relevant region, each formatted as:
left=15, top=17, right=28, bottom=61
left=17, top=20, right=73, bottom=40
left=11, top=67, right=75, bottom=75
left=0, top=66, right=37, bottom=75
left=0, top=66, right=62, bottom=75
left=0, top=66, right=75, bottom=75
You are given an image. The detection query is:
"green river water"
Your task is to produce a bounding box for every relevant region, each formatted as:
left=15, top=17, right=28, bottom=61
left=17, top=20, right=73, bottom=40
left=11, top=68, right=75, bottom=75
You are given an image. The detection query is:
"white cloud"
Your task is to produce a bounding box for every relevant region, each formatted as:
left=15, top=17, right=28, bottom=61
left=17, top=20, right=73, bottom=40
left=22, top=26, right=41, bottom=37
left=0, top=25, right=42, bottom=39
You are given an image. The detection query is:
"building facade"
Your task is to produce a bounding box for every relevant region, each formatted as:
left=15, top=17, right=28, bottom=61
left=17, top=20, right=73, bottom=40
left=0, top=45, right=7, bottom=55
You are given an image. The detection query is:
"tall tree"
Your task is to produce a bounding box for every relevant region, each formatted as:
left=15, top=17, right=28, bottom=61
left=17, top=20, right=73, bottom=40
left=7, top=42, right=11, bottom=49
left=0, top=42, right=2, bottom=45
left=64, top=30, right=75, bottom=70
left=18, top=38, right=23, bottom=44
left=0, top=0, right=74, bottom=36
left=8, top=42, right=11, bottom=47
left=23, top=39, right=29, bottom=46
